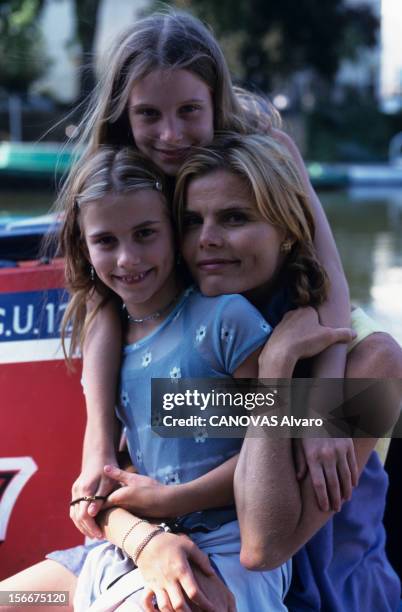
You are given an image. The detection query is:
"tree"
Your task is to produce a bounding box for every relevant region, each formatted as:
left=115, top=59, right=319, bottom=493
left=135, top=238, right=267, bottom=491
left=0, top=0, right=102, bottom=101
left=0, top=0, right=47, bottom=93
left=71, top=0, right=101, bottom=102
left=171, top=0, right=379, bottom=92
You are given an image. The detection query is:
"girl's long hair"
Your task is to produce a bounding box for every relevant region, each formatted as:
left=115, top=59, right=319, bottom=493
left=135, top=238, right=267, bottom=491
left=78, top=9, right=280, bottom=149
left=60, top=147, right=166, bottom=360
left=174, top=133, right=329, bottom=307
left=53, top=9, right=280, bottom=224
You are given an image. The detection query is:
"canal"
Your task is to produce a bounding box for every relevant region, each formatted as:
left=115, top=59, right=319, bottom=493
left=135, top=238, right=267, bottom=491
left=1, top=187, right=401, bottom=343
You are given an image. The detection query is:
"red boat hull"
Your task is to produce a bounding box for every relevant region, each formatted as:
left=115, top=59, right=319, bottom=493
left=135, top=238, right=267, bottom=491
left=0, top=260, right=85, bottom=579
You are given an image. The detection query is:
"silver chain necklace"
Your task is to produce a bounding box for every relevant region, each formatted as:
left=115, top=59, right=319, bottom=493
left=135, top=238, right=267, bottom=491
left=124, top=292, right=181, bottom=324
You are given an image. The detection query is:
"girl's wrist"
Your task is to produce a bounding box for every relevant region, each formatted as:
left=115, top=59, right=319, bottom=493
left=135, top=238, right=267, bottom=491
left=259, top=348, right=296, bottom=378
left=82, top=432, right=117, bottom=456
left=121, top=519, right=157, bottom=556
left=82, top=448, right=117, bottom=469
left=84, top=418, right=116, bottom=435
left=127, top=525, right=170, bottom=567
left=163, top=480, right=216, bottom=517
left=156, top=484, right=183, bottom=517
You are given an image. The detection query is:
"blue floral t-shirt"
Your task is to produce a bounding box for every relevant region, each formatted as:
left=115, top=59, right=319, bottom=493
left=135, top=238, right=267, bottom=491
left=116, top=286, right=271, bottom=529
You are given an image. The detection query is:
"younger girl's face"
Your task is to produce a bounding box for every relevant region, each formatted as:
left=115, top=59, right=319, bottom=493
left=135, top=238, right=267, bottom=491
left=81, top=190, right=177, bottom=317
left=181, top=170, right=286, bottom=300
left=128, top=69, right=214, bottom=176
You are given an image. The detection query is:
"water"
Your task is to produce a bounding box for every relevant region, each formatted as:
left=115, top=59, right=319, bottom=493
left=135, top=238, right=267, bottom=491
left=0, top=191, right=55, bottom=220
left=1, top=187, right=401, bottom=343
left=321, top=188, right=402, bottom=344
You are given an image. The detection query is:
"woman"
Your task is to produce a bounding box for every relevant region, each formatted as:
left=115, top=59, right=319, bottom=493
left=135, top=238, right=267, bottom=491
left=173, top=132, right=402, bottom=611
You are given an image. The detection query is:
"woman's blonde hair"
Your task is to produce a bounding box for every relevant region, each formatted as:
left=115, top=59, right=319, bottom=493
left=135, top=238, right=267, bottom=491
left=60, top=147, right=166, bottom=360
left=174, top=133, right=329, bottom=307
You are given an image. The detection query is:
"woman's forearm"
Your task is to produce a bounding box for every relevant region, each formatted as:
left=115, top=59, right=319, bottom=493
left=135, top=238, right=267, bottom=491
left=237, top=333, right=378, bottom=571
left=235, top=432, right=375, bottom=571
left=236, top=350, right=371, bottom=570
left=235, top=435, right=301, bottom=569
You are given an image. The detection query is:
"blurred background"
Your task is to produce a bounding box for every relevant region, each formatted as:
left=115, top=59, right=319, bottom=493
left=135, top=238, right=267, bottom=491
left=0, top=0, right=401, bottom=341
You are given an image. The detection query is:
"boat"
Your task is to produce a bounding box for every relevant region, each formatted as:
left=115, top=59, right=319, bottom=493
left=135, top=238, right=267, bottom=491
left=308, top=133, right=402, bottom=188
left=3, top=141, right=402, bottom=191
left=307, top=161, right=402, bottom=189
left=0, top=142, right=73, bottom=189
left=0, top=234, right=85, bottom=578
left=0, top=214, right=60, bottom=263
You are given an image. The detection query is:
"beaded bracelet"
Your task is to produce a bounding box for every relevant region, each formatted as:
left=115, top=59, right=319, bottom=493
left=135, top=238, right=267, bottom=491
left=121, top=519, right=147, bottom=556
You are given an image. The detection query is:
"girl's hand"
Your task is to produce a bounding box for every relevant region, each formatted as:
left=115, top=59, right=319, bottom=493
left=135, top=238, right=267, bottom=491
left=293, top=438, right=358, bottom=512
left=102, top=465, right=174, bottom=517
left=142, top=564, right=237, bottom=612
left=134, top=532, right=216, bottom=612
left=260, top=307, right=356, bottom=374
left=70, top=458, right=118, bottom=539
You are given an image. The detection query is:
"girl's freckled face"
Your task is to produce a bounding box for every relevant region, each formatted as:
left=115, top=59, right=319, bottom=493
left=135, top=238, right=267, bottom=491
left=128, top=69, right=214, bottom=176
left=81, top=190, right=177, bottom=316
left=181, top=170, right=286, bottom=298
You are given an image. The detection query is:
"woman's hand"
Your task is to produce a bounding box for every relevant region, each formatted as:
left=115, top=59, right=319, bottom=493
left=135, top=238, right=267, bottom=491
left=133, top=532, right=217, bottom=612
left=293, top=438, right=358, bottom=512
left=102, top=465, right=176, bottom=517
left=142, top=562, right=237, bottom=612
left=70, top=457, right=118, bottom=539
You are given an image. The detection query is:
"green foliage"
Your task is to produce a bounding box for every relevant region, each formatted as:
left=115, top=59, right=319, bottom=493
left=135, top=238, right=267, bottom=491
left=0, top=0, right=47, bottom=93
left=165, top=0, right=379, bottom=91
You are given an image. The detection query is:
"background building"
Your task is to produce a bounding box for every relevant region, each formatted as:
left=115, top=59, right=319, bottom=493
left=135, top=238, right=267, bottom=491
left=35, top=0, right=148, bottom=103
left=335, top=0, right=382, bottom=101
left=380, top=0, right=402, bottom=112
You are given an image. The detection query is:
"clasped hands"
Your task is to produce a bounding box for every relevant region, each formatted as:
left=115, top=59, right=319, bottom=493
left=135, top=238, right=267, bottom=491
left=101, top=464, right=177, bottom=517
left=70, top=462, right=178, bottom=540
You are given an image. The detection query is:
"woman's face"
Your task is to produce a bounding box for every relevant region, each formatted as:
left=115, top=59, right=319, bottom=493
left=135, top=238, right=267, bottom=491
left=81, top=190, right=177, bottom=318
left=128, top=69, right=214, bottom=176
left=181, top=169, right=286, bottom=300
